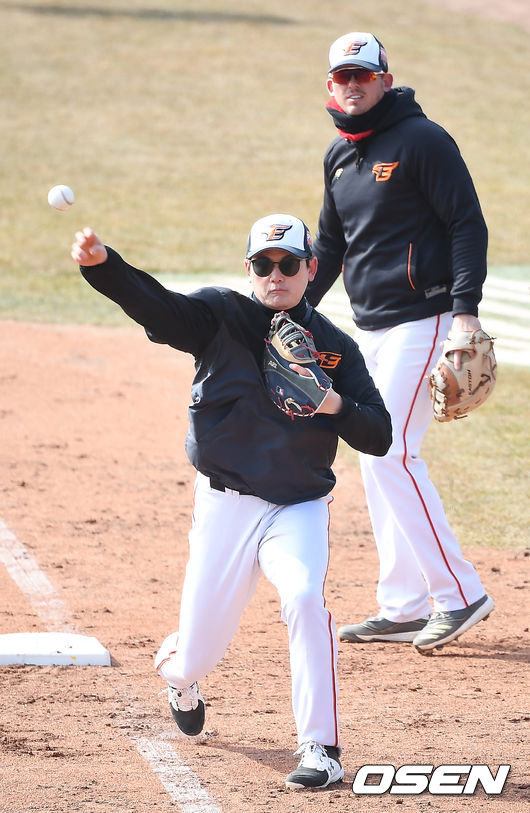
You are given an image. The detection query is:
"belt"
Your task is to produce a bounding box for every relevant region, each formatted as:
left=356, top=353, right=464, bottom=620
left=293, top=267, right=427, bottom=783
left=209, top=477, right=255, bottom=497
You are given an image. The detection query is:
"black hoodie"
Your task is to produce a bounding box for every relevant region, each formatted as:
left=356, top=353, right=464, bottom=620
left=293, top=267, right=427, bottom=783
left=306, top=87, right=488, bottom=330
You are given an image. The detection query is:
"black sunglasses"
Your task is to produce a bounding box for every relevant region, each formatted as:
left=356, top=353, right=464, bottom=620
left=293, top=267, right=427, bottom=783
left=251, top=255, right=307, bottom=277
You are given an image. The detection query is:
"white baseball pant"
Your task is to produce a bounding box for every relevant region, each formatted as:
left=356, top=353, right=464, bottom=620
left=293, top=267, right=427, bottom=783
left=156, top=472, right=340, bottom=749
left=355, top=313, right=487, bottom=621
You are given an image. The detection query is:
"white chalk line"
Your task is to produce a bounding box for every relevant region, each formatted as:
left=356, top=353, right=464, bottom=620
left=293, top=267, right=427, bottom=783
left=0, top=519, right=74, bottom=633
left=134, top=736, right=222, bottom=813
left=0, top=517, right=221, bottom=812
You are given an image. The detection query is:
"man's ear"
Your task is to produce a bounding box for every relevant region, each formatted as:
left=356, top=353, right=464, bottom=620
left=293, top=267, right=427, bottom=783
left=307, top=257, right=318, bottom=282
left=326, top=77, right=334, bottom=96
left=244, top=259, right=252, bottom=278
left=383, top=73, right=393, bottom=92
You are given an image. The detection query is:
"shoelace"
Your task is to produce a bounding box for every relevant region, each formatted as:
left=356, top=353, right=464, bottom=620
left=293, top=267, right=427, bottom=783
left=429, top=611, right=451, bottom=620
left=424, top=611, right=456, bottom=627
left=158, top=683, right=200, bottom=712
left=294, top=741, right=329, bottom=769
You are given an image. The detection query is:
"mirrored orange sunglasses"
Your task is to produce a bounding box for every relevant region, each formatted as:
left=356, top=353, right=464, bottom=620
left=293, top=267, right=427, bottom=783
left=331, top=68, right=383, bottom=84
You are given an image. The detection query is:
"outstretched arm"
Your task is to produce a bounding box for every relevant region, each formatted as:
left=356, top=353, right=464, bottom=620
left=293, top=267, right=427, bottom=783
left=71, top=230, right=219, bottom=355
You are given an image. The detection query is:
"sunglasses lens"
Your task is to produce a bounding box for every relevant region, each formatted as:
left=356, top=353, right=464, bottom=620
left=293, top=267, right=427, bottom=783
left=279, top=257, right=301, bottom=276
left=332, top=68, right=376, bottom=84
left=251, top=256, right=302, bottom=277
left=251, top=257, right=273, bottom=277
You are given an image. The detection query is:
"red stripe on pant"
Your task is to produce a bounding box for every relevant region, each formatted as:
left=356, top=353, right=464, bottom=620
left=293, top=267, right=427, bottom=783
left=326, top=610, right=340, bottom=747
left=323, top=502, right=339, bottom=747
left=401, top=314, right=468, bottom=606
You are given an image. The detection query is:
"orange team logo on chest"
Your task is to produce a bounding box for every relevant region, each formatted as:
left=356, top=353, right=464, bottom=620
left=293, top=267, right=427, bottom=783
left=371, top=161, right=399, bottom=181
left=317, top=352, right=342, bottom=370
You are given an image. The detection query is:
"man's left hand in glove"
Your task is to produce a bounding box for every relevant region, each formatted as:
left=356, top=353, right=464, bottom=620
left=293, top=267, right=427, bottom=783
left=263, top=311, right=343, bottom=419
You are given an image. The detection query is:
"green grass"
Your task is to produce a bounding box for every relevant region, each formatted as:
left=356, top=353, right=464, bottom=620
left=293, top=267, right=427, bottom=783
left=1, top=0, right=529, bottom=291
left=421, top=365, right=529, bottom=551
left=1, top=0, right=528, bottom=550
left=488, top=267, right=530, bottom=282
left=340, top=364, right=530, bottom=552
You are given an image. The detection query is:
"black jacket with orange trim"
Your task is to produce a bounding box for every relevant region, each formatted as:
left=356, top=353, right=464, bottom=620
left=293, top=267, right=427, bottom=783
left=80, top=248, right=392, bottom=505
left=306, top=87, right=488, bottom=330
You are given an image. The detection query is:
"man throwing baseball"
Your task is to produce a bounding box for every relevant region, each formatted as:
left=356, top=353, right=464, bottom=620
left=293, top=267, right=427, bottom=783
left=71, top=214, right=391, bottom=790
left=306, top=32, right=494, bottom=654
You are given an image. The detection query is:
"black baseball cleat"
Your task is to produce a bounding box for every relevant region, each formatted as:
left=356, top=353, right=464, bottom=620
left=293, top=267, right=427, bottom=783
left=338, top=615, right=429, bottom=643
left=413, top=594, right=495, bottom=653
left=166, top=682, right=205, bottom=736
left=285, top=741, right=344, bottom=790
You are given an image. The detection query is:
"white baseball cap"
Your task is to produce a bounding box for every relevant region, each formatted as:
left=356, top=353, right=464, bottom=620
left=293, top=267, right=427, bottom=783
left=328, top=32, right=388, bottom=74
left=246, top=214, right=313, bottom=259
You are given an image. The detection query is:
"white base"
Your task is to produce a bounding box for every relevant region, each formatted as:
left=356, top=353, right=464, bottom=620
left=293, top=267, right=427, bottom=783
left=0, top=632, right=111, bottom=666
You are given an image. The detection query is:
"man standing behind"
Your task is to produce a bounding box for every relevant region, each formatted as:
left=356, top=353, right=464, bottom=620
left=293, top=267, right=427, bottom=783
left=306, top=32, right=494, bottom=654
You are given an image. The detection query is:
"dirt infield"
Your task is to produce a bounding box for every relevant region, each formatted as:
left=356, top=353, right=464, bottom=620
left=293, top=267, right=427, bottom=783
left=0, top=320, right=528, bottom=812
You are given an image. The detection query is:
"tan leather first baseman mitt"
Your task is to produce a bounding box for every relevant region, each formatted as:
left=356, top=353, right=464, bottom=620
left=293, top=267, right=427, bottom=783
left=263, top=311, right=332, bottom=419
left=429, top=329, right=497, bottom=422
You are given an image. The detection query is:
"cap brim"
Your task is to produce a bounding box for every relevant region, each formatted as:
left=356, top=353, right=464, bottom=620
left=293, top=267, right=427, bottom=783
left=329, top=59, right=383, bottom=73
left=247, top=245, right=310, bottom=260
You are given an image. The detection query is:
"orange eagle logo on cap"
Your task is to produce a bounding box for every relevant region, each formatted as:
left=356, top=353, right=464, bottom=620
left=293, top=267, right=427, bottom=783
left=343, top=41, right=368, bottom=56
left=265, top=224, right=293, bottom=242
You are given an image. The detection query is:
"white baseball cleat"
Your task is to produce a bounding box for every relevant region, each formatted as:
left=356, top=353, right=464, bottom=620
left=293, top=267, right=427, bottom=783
left=285, top=741, right=344, bottom=790
left=163, top=682, right=205, bottom=736
left=154, top=631, right=206, bottom=736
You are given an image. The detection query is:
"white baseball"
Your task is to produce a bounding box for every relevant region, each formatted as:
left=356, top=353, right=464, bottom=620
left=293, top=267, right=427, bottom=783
left=48, top=185, right=75, bottom=211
